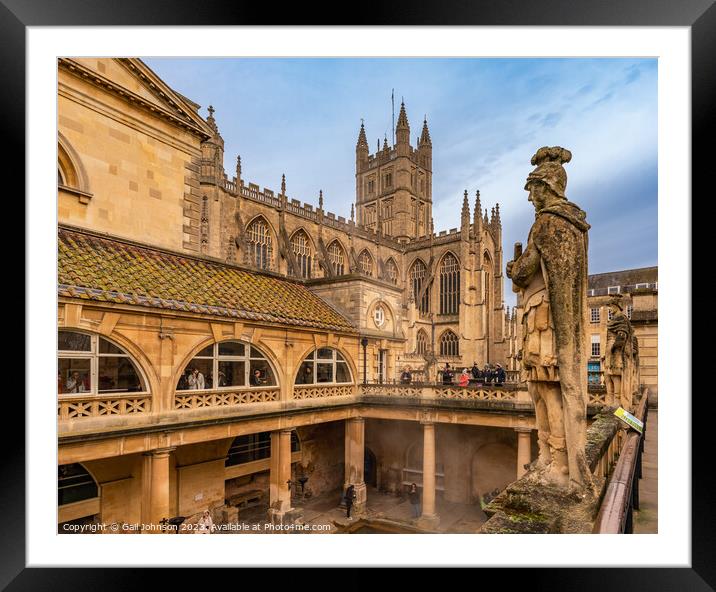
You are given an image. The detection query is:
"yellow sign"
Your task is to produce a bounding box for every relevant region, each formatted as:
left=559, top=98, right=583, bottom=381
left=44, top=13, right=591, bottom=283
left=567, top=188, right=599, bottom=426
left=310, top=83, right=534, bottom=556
left=614, top=407, right=644, bottom=434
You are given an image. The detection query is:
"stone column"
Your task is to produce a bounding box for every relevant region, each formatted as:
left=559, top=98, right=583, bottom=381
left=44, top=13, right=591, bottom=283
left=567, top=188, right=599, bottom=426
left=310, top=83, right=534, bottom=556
left=417, top=421, right=439, bottom=529
left=344, top=417, right=367, bottom=514
left=515, top=428, right=532, bottom=479
left=269, top=429, right=293, bottom=515
left=148, top=447, right=175, bottom=529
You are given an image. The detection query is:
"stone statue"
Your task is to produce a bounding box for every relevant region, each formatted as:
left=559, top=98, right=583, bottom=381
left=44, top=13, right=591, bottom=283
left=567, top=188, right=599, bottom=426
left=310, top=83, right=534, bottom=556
left=603, top=295, right=637, bottom=411
left=506, top=146, right=592, bottom=491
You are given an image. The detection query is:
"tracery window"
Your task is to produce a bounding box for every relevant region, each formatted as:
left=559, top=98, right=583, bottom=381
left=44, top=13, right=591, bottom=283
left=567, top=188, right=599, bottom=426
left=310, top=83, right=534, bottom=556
left=410, top=259, right=430, bottom=315
left=359, top=250, right=374, bottom=277
left=291, top=230, right=313, bottom=278
left=247, top=217, right=273, bottom=271
left=295, top=348, right=352, bottom=385
left=439, top=330, right=459, bottom=357
left=439, top=253, right=460, bottom=315
left=58, top=330, right=146, bottom=395
left=327, top=240, right=346, bottom=275
left=416, top=329, right=428, bottom=355
left=385, top=258, right=399, bottom=284
left=177, top=341, right=276, bottom=390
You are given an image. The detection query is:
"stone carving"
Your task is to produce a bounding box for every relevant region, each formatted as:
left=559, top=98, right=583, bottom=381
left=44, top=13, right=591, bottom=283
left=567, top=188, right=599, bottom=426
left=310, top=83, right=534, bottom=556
left=506, top=146, right=592, bottom=491
left=603, top=295, right=638, bottom=411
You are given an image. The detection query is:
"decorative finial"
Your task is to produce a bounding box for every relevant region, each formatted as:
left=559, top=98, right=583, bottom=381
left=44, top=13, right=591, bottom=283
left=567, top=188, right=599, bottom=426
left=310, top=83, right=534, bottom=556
left=281, top=174, right=286, bottom=195
left=350, top=203, right=355, bottom=221
left=208, top=105, right=215, bottom=117
left=206, top=105, right=218, bottom=133
left=319, top=190, right=324, bottom=209
left=236, top=155, right=242, bottom=177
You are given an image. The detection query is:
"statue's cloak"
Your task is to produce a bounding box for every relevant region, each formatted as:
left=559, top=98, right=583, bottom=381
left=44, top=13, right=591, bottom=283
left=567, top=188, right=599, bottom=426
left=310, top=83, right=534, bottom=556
left=528, top=199, right=593, bottom=487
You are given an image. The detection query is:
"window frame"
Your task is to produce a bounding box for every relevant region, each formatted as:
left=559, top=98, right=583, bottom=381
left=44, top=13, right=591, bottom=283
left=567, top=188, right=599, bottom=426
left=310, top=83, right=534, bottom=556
left=295, top=348, right=353, bottom=385
left=178, top=340, right=277, bottom=391
left=590, top=307, right=601, bottom=323
left=591, top=334, right=601, bottom=357
left=58, top=330, right=148, bottom=398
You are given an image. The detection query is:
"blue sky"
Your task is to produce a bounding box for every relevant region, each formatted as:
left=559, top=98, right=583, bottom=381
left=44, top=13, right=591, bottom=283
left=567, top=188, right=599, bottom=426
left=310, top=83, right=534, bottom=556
left=145, top=58, right=657, bottom=305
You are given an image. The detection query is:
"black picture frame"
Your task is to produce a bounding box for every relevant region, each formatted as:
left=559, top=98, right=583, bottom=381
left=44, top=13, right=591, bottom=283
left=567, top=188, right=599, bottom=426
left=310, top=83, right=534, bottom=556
left=9, top=0, right=706, bottom=587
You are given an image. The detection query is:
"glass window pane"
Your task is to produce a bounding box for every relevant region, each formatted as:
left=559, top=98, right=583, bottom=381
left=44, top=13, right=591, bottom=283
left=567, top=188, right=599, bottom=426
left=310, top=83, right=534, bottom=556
left=316, top=362, right=334, bottom=383
left=58, top=331, right=91, bottom=352
left=336, top=362, right=351, bottom=383
left=249, top=346, right=266, bottom=359
left=219, top=342, right=244, bottom=357
left=336, top=351, right=346, bottom=362
left=179, top=359, right=212, bottom=390
left=250, top=360, right=275, bottom=386
left=296, top=361, right=314, bottom=384
left=196, top=345, right=214, bottom=357
left=317, top=348, right=333, bottom=360
left=219, top=360, right=245, bottom=387
left=59, top=358, right=92, bottom=394
left=99, top=338, right=123, bottom=354
left=303, top=351, right=315, bottom=361
left=98, top=356, right=143, bottom=393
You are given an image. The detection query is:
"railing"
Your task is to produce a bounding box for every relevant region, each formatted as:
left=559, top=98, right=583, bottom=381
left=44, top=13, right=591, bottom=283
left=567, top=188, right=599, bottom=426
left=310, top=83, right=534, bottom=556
left=174, top=386, right=280, bottom=410
left=592, top=393, right=648, bottom=533
left=58, top=393, right=152, bottom=419
left=292, top=384, right=355, bottom=400
left=358, top=382, right=526, bottom=403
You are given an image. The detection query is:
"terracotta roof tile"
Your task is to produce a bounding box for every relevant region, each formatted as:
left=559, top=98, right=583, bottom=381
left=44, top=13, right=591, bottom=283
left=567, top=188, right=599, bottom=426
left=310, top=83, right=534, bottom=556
left=58, top=227, right=356, bottom=333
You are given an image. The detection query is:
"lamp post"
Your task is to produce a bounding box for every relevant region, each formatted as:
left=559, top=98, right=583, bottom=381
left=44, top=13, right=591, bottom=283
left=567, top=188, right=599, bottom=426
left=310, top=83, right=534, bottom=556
left=361, top=337, right=369, bottom=385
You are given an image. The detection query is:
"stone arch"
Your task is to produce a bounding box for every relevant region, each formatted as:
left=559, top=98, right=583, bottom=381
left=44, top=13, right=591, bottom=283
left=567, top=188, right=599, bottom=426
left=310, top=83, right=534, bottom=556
left=291, top=344, right=358, bottom=388
left=470, top=441, right=516, bottom=503
left=366, top=297, right=396, bottom=332
left=384, top=257, right=400, bottom=284
left=58, top=131, right=92, bottom=194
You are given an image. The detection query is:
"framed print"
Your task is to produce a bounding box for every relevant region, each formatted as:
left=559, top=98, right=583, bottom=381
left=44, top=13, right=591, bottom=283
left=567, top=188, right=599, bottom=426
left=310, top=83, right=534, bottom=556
left=11, top=0, right=709, bottom=587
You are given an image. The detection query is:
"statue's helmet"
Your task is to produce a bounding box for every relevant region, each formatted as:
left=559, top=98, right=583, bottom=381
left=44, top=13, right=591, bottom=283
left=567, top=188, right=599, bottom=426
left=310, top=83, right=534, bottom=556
left=524, top=146, right=572, bottom=198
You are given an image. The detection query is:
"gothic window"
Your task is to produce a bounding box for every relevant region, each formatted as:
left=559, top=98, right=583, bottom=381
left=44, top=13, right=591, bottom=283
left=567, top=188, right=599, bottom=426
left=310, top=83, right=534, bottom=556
left=246, top=217, right=273, bottom=271
left=295, top=348, right=353, bottom=385
left=416, top=329, right=428, bottom=355
left=439, top=253, right=460, bottom=315
left=385, top=258, right=399, bottom=284
left=359, top=250, right=374, bottom=277
left=177, top=341, right=276, bottom=390
left=291, top=230, right=313, bottom=278
left=384, top=173, right=393, bottom=189
left=58, top=330, right=146, bottom=396
left=409, top=259, right=430, bottom=315
left=327, top=240, right=346, bottom=275
left=365, top=205, right=377, bottom=230
left=439, top=330, right=459, bottom=357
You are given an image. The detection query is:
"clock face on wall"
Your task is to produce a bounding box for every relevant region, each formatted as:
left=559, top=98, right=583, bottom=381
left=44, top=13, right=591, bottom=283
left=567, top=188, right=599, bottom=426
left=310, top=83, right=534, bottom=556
left=373, top=305, right=386, bottom=328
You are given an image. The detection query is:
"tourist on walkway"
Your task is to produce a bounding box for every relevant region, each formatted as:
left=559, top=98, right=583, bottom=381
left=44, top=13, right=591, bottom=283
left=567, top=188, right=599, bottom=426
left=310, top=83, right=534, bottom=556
left=495, top=363, right=506, bottom=385
left=65, top=371, right=87, bottom=393
left=459, top=369, right=470, bottom=387
left=187, top=368, right=205, bottom=390
left=441, top=363, right=453, bottom=385
left=344, top=484, right=356, bottom=519
left=408, top=483, right=421, bottom=518
left=470, top=362, right=482, bottom=384
left=483, top=364, right=493, bottom=384
left=196, top=510, right=214, bottom=534
left=251, top=369, right=264, bottom=386
left=400, top=366, right=413, bottom=384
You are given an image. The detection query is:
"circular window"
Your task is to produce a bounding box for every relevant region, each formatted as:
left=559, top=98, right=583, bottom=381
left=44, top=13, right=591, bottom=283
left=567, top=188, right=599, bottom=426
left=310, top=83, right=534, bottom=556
left=374, top=305, right=386, bottom=328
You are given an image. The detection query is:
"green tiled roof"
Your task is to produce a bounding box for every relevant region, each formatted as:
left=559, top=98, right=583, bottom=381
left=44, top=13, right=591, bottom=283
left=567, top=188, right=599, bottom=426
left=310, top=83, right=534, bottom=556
left=58, top=227, right=356, bottom=333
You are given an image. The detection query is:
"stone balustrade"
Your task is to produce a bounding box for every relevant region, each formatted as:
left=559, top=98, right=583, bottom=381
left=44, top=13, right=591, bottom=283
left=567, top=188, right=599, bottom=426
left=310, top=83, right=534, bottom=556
left=173, top=386, right=280, bottom=410
left=58, top=393, right=152, bottom=420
